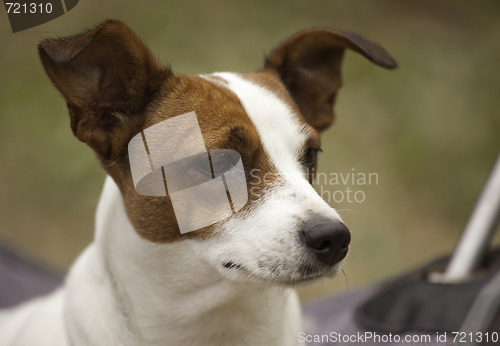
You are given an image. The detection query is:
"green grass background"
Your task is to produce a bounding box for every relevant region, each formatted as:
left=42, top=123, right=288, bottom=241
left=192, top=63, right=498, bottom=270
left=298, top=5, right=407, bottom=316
left=1, top=0, right=499, bottom=302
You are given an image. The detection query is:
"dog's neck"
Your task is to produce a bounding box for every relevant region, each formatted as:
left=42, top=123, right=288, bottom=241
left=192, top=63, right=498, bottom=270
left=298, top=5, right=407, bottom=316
left=64, top=177, right=300, bottom=346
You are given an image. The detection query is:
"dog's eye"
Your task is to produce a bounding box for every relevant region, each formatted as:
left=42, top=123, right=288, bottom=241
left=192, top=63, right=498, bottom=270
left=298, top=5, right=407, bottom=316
left=174, top=154, right=213, bottom=187
left=302, top=147, right=321, bottom=168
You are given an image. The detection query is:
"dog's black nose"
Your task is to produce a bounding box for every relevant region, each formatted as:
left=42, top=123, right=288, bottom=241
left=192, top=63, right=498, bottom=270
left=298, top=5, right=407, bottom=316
left=301, top=220, right=350, bottom=266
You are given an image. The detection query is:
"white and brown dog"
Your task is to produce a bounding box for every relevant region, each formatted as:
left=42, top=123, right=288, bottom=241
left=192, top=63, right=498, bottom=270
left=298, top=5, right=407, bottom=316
left=0, top=21, right=395, bottom=345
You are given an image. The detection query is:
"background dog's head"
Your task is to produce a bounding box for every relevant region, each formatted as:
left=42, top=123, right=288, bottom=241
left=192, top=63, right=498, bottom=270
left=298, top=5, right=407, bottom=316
left=38, top=20, right=395, bottom=285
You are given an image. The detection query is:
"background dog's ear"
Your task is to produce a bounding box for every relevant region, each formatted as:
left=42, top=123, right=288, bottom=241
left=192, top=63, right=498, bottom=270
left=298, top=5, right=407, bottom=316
left=38, top=20, right=171, bottom=161
left=264, top=29, right=397, bottom=132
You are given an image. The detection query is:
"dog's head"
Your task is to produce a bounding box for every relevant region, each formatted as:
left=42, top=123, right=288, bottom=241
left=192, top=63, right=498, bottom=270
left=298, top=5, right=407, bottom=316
left=38, top=21, right=395, bottom=285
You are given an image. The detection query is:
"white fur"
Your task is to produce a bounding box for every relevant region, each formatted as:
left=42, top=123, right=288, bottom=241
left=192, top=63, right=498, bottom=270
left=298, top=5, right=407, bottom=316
left=0, top=177, right=302, bottom=346
left=0, top=72, right=343, bottom=345
left=203, top=73, right=342, bottom=284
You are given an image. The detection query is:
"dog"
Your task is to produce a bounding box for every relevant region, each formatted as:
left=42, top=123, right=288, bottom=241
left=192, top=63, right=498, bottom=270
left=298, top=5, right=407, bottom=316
left=0, top=20, right=395, bottom=346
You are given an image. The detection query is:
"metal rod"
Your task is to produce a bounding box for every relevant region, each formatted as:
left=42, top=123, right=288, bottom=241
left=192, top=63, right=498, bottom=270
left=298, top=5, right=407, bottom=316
left=443, top=153, right=500, bottom=282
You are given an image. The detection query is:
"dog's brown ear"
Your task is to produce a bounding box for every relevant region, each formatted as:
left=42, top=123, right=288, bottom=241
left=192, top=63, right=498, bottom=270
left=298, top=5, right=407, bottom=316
left=38, top=20, right=171, bottom=161
left=264, top=29, right=397, bottom=132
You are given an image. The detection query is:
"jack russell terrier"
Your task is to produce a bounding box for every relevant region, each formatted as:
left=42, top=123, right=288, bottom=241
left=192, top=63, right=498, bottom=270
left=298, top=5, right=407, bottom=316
left=0, top=20, right=396, bottom=345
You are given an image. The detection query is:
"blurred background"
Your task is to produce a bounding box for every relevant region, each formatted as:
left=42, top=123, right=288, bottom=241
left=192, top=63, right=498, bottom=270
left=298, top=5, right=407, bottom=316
left=1, top=0, right=499, bottom=303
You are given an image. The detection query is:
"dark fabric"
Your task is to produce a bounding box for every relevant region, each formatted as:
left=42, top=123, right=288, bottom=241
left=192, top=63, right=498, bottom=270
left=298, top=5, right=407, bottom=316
left=0, top=239, right=63, bottom=308
left=302, top=286, right=455, bottom=346
left=459, top=266, right=500, bottom=346
left=355, top=249, right=500, bottom=334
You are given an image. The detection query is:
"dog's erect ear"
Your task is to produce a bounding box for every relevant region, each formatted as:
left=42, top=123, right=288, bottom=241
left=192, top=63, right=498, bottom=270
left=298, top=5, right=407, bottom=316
left=38, top=20, right=171, bottom=161
left=264, top=29, right=397, bottom=132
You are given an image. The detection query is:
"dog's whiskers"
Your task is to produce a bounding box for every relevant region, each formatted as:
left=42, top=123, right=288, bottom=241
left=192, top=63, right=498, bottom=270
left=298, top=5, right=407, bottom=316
left=341, top=268, right=349, bottom=289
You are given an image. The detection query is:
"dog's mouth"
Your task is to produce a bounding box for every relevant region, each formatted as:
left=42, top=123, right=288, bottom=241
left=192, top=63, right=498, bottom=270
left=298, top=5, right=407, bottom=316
left=223, top=261, right=243, bottom=270
left=221, top=260, right=333, bottom=285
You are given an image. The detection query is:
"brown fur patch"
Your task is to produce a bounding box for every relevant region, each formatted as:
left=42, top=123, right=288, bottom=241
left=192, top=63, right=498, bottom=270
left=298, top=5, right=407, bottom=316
left=106, top=75, right=281, bottom=243
left=38, top=20, right=293, bottom=244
